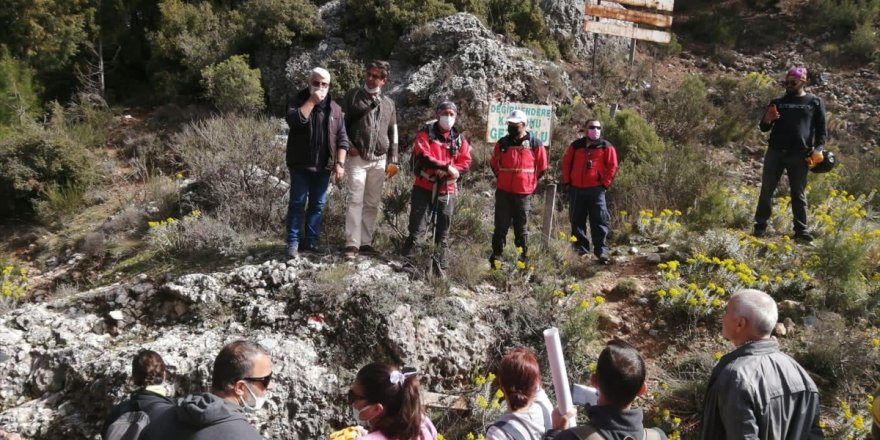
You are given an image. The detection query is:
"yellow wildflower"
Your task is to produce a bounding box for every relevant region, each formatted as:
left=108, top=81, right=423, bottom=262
left=714, top=352, right=723, bottom=361
left=594, top=296, right=605, bottom=305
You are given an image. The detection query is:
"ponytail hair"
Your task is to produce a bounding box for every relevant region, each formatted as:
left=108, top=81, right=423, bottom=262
left=132, top=350, right=166, bottom=387
left=356, top=362, right=424, bottom=440
left=498, top=347, right=541, bottom=411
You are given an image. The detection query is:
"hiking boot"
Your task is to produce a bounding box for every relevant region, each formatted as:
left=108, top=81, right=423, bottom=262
left=300, top=244, right=327, bottom=255
left=359, top=244, right=379, bottom=255
left=794, top=232, right=814, bottom=243
left=400, top=237, right=415, bottom=258
left=343, top=246, right=358, bottom=260
left=286, top=245, right=298, bottom=258
left=597, top=252, right=611, bottom=265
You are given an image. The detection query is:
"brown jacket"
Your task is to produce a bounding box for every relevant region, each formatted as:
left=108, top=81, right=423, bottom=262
left=340, top=87, right=398, bottom=163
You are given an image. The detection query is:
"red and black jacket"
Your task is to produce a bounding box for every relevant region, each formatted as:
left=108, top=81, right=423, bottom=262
left=561, top=138, right=618, bottom=189
left=490, top=132, right=548, bottom=195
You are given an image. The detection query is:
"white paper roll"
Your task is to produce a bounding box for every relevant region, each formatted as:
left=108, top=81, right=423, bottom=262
left=544, top=327, right=575, bottom=428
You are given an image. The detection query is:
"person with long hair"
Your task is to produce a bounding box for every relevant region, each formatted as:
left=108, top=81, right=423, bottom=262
left=348, top=362, right=437, bottom=440
left=486, top=347, right=553, bottom=440
left=102, top=349, right=175, bottom=439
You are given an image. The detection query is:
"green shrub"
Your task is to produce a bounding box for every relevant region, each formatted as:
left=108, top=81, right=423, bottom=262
left=710, top=72, right=779, bottom=145
left=172, top=115, right=286, bottom=234
left=839, top=151, right=880, bottom=209
left=594, top=107, right=666, bottom=164
left=240, top=0, right=323, bottom=48
left=651, top=75, right=711, bottom=144
left=0, top=48, right=41, bottom=134
left=34, top=184, right=88, bottom=223
left=486, top=0, right=560, bottom=60
left=146, top=211, right=245, bottom=259
left=810, top=0, right=879, bottom=37
left=0, top=126, right=97, bottom=220
left=843, top=21, right=880, bottom=63
left=201, top=55, right=266, bottom=114
left=676, top=6, right=741, bottom=49
left=1, top=265, right=28, bottom=312
left=346, top=0, right=457, bottom=57
left=46, top=95, right=115, bottom=148
left=687, top=185, right=753, bottom=232
left=648, top=34, right=683, bottom=59
left=325, top=50, right=365, bottom=104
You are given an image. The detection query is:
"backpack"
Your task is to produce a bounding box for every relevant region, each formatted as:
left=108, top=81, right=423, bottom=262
left=103, top=399, right=163, bottom=440
left=491, top=397, right=553, bottom=440
left=549, top=423, right=665, bottom=440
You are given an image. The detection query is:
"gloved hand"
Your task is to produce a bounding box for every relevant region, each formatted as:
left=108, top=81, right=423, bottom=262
left=805, top=149, right=824, bottom=169
left=386, top=163, right=399, bottom=179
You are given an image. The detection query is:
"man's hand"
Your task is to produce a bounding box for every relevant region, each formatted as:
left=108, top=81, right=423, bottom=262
left=762, top=104, right=780, bottom=124
left=332, top=163, right=345, bottom=183
left=446, top=164, right=460, bottom=180
left=551, top=406, right=577, bottom=430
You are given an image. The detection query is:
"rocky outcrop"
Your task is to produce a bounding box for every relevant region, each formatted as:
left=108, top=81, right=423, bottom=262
left=0, top=258, right=505, bottom=439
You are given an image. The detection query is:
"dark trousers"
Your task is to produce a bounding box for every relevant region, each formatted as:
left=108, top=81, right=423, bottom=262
left=491, top=189, right=531, bottom=259
left=754, top=148, right=809, bottom=233
left=286, top=168, right=331, bottom=248
left=404, top=186, right=455, bottom=268
left=569, top=186, right=610, bottom=258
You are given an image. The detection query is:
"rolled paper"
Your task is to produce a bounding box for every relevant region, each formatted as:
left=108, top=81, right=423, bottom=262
left=544, top=327, right=575, bottom=428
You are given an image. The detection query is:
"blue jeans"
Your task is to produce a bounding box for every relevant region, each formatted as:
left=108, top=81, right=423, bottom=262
left=569, top=186, right=610, bottom=257
left=286, top=168, right=331, bottom=248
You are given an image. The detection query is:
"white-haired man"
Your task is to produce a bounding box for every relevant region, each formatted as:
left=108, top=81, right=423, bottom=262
left=285, top=67, right=350, bottom=257
left=700, top=289, right=823, bottom=440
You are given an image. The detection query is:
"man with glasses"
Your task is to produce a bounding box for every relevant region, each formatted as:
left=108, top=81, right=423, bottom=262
left=142, top=340, right=272, bottom=440
left=561, top=118, right=618, bottom=264
left=285, top=67, right=350, bottom=257
left=340, top=60, right=399, bottom=260
left=754, top=67, right=827, bottom=242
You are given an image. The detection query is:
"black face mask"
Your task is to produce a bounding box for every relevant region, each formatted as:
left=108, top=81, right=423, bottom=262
left=507, top=125, right=521, bottom=137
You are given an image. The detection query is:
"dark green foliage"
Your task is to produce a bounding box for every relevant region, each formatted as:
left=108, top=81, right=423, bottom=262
left=686, top=185, right=752, bottom=232
left=675, top=5, right=742, bottom=49
left=201, top=55, right=265, bottom=114
left=809, top=0, right=880, bottom=66
left=709, top=72, right=778, bottom=145
left=594, top=107, right=666, bottom=164
left=0, top=48, right=41, bottom=134
left=346, top=0, right=457, bottom=57
left=325, top=50, right=365, bottom=103
left=0, top=125, right=96, bottom=220
left=240, top=0, right=323, bottom=49
left=486, top=0, right=560, bottom=60
left=0, top=0, right=94, bottom=71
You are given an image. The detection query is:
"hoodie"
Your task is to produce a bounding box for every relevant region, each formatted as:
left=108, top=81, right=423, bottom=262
left=141, top=393, right=263, bottom=440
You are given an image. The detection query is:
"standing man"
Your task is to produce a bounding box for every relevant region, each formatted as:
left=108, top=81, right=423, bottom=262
left=399, top=101, right=471, bottom=275
left=700, top=289, right=823, bottom=440
left=340, top=60, right=399, bottom=260
left=489, top=109, right=548, bottom=268
left=285, top=67, right=350, bottom=257
left=561, top=119, right=618, bottom=264
left=754, top=67, right=827, bottom=242
left=142, top=340, right=273, bottom=440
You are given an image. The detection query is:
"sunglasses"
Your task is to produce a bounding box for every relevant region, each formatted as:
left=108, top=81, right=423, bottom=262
left=242, top=372, right=273, bottom=388
left=311, top=80, right=329, bottom=88
left=347, top=389, right=368, bottom=404
left=587, top=125, right=602, bottom=130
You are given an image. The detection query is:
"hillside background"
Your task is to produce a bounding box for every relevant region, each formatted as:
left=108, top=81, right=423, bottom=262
left=1, top=0, right=880, bottom=439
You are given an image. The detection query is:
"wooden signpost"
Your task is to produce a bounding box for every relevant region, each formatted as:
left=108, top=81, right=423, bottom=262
left=585, top=0, right=675, bottom=68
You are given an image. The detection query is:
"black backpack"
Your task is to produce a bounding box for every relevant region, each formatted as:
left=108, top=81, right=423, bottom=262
left=103, top=399, right=165, bottom=440
left=409, top=121, right=463, bottom=176
left=545, top=424, right=665, bottom=440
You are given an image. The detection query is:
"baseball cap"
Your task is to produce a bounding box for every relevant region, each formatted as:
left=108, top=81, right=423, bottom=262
left=435, top=100, right=458, bottom=113
left=506, top=110, right=527, bottom=124
left=786, top=67, right=807, bottom=80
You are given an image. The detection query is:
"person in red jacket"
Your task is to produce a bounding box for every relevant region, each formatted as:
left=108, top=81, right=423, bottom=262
left=400, top=101, right=472, bottom=274
left=489, top=110, right=548, bottom=268
left=561, top=119, right=618, bottom=264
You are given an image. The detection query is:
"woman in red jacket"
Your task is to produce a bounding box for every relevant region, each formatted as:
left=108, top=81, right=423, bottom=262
left=561, top=119, right=618, bottom=264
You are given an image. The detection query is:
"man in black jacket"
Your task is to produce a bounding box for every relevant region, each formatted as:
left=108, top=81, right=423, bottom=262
left=285, top=67, right=350, bottom=257
left=754, top=67, right=826, bottom=242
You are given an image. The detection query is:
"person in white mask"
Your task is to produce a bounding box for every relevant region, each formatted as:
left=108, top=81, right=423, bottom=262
left=140, top=341, right=272, bottom=440
left=399, top=100, right=472, bottom=277
left=340, top=60, right=399, bottom=260
left=561, top=118, right=619, bottom=264
left=284, top=67, right=351, bottom=258
left=347, top=363, right=437, bottom=440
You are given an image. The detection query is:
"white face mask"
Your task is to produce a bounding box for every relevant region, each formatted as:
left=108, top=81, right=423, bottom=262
left=240, top=381, right=268, bottom=413
left=438, top=116, right=455, bottom=131
left=351, top=404, right=374, bottom=426
left=364, top=83, right=382, bottom=95
left=310, top=84, right=329, bottom=101
left=586, top=128, right=601, bottom=140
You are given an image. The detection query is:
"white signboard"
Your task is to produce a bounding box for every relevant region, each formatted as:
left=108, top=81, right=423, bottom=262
left=487, top=102, right=553, bottom=146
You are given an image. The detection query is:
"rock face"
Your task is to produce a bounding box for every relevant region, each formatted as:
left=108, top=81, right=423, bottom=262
left=540, top=0, right=630, bottom=61
left=0, top=258, right=502, bottom=439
